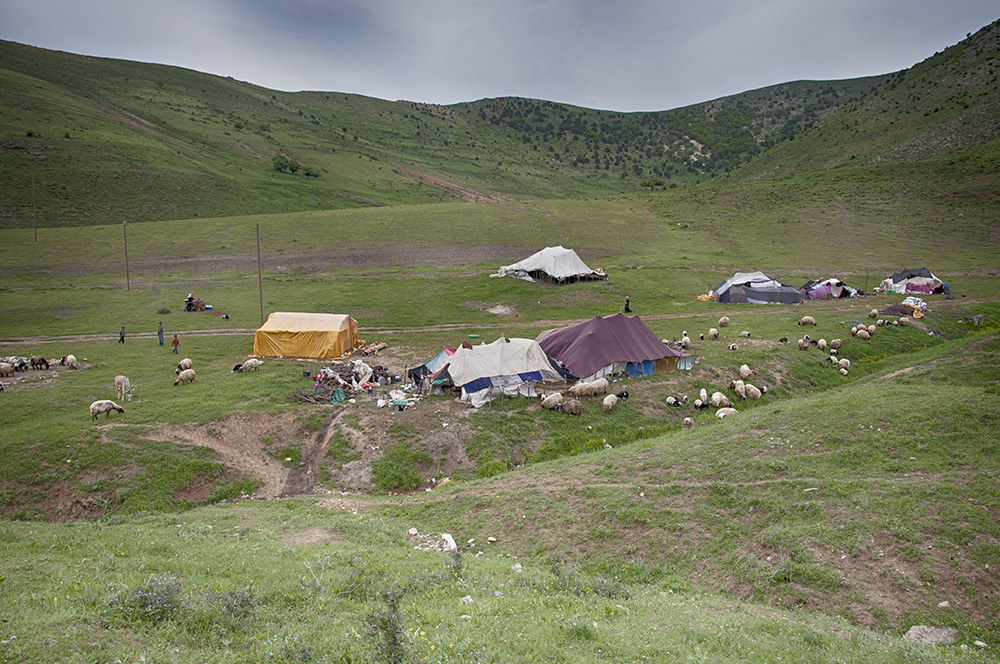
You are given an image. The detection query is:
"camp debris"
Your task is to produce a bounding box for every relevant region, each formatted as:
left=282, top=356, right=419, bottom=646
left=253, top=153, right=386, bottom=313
left=184, top=293, right=211, bottom=312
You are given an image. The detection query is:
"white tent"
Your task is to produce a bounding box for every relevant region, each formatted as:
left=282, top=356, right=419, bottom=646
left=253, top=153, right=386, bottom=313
left=443, top=337, right=562, bottom=407
left=491, top=246, right=607, bottom=283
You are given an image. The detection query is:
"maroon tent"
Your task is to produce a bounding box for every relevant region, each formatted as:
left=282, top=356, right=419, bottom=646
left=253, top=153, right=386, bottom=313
left=536, top=313, right=693, bottom=381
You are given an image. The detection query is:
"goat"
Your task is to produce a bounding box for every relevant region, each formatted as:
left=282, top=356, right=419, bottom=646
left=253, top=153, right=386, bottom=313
left=114, top=375, right=134, bottom=402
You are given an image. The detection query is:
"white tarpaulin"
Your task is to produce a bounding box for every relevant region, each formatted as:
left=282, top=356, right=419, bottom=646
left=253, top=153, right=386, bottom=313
left=444, top=337, right=561, bottom=407
left=491, top=246, right=606, bottom=283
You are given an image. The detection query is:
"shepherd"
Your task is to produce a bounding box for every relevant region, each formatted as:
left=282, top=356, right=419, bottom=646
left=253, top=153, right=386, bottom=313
left=624, top=295, right=631, bottom=313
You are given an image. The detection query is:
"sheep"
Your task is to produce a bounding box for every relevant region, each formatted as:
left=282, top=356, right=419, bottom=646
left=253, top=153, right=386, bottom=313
left=708, top=328, right=719, bottom=340
left=869, top=308, right=878, bottom=318
left=970, top=314, right=986, bottom=326
left=114, top=375, right=133, bottom=402
left=899, top=316, right=910, bottom=326
left=851, top=326, right=859, bottom=336
left=716, top=407, right=739, bottom=419
left=838, top=358, right=851, bottom=371
left=877, top=319, right=886, bottom=327
left=62, top=354, right=79, bottom=370
left=30, top=356, right=49, bottom=370
left=590, top=378, right=609, bottom=395
left=739, top=330, right=751, bottom=338
left=710, top=391, right=733, bottom=408
left=739, top=364, right=756, bottom=380
left=556, top=399, right=583, bottom=416
left=733, top=380, right=747, bottom=400
left=778, top=337, right=789, bottom=345
left=856, top=329, right=871, bottom=340
left=232, top=364, right=243, bottom=373
left=0, top=362, right=13, bottom=377
left=665, top=395, right=683, bottom=407
left=744, top=383, right=762, bottom=400
left=718, top=316, right=730, bottom=327
left=176, top=358, right=193, bottom=374
left=830, top=339, right=843, bottom=350
left=699, top=388, right=709, bottom=403
left=174, top=368, right=196, bottom=385
left=238, top=358, right=263, bottom=372
left=817, top=339, right=828, bottom=351
left=614, top=390, right=629, bottom=401
left=699, top=333, right=704, bottom=341
left=539, top=392, right=564, bottom=410
left=602, top=394, right=620, bottom=412
left=569, top=381, right=595, bottom=398
left=682, top=417, right=694, bottom=429
left=798, top=315, right=817, bottom=327
left=839, top=368, right=849, bottom=376
left=797, top=338, right=809, bottom=350
left=728, top=343, right=739, bottom=351
left=829, top=348, right=838, bottom=356
left=680, top=334, right=692, bottom=349
left=90, top=399, right=124, bottom=420
left=867, top=324, right=876, bottom=334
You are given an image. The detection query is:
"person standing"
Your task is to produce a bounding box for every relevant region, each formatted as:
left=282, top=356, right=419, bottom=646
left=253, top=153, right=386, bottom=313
left=171, top=334, right=179, bottom=354
left=624, top=296, right=631, bottom=313
left=157, top=322, right=164, bottom=346
left=119, top=326, right=126, bottom=344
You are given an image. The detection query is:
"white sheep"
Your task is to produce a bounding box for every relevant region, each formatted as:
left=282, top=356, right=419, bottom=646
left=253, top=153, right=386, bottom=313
left=718, top=316, right=730, bottom=327
left=62, top=354, right=79, bottom=370
left=830, top=339, right=843, bottom=350
left=682, top=417, right=694, bottom=429
left=602, top=394, right=619, bottom=412
left=176, top=358, right=193, bottom=374
left=867, top=324, right=876, bottom=334
left=569, top=381, right=595, bottom=398
left=114, top=375, right=133, bottom=402
left=90, top=399, right=124, bottom=420
left=739, top=330, right=751, bottom=338
left=708, top=328, right=719, bottom=340
left=798, top=315, right=816, bottom=327
left=730, top=379, right=746, bottom=400
left=699, top=387, right=709, bottom=403
left=745, top=383, right=762, bottom=400
left=817, top=339, right=827, bottom=351
left=869, top=308, right=878, bottom=318
left=0, top=362, right=13, bottom=377
left=174, top=368, right=196, bottom=385
left=839, top=368, right=849, bottom=376
left=238, top=358, right=263, bottom=372
left=539, top=392, right=564, bottom=409
left=899, top=316, right=910, bottom=326
left=856, top=329, right=871, bottom=340
left=739, top=364, right=755, bottom=380
left=716, top=407, right=739, bottom=419
left=590, top=378, right=609, bottom=395
left=710, top=391, right=733, bottom=408
left=838, top=358, right=851, bottom=371
left=798, top=338, right=809, bottom=350
left=728, top=343, right=739, bottom=351
left=681, top=334, right=692, bottom=349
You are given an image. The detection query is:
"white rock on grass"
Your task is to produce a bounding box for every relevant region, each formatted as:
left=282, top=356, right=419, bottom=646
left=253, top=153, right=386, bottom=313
left=904, top=626, right=958, bottom=645
left=437, top=533, right=457, bottom=552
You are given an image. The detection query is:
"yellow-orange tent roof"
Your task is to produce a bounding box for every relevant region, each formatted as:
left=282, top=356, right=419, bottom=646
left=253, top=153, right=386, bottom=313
left=253, top=312, right=358, bottom=360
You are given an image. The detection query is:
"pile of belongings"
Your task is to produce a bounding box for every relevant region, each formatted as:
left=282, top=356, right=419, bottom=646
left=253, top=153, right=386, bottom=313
left=184, top=293, right=209, bottom=312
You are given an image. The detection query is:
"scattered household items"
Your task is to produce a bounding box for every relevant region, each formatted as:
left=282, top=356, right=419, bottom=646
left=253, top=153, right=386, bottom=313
left=430, top=336, right=564, bottom=408
left=799, top=278, right=858, bottom=300
left=537, top=313, right=695, bottom=382
left=292, top=359, right=395, bottom=404
left=878, top=268, right=945, bottom=294
left=491, top=246, right=607, bottom=283
left=184, top=293, right=211, bottom=312
left=253, top=312, right=359, bottom=360
left=713, top=271, right=804, bottom=304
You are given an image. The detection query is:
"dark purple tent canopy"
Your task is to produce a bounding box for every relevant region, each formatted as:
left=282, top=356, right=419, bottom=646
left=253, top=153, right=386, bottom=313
left=536, top=313, right=685, bottom=380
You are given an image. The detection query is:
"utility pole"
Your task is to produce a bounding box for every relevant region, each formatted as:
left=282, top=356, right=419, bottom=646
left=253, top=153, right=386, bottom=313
left=32, top=176, right=37, bottom=242
left=257, top=223, right=264, bottom=326
left=123, top=219, right=130, bottom=291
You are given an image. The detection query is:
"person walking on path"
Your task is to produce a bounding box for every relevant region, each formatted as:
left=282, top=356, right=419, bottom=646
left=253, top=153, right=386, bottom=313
left=171, top=335, right=180, bottom=354
left=119, top=326, right=126, bottom=344
left=157, top=322, right=164, bottom=346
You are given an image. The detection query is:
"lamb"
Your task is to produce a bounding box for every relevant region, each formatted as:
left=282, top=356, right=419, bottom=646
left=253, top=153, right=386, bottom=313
left=739, top=330, right=751, bottom=338
left=744, top=383, right=762, bottom=400
left=830, top=339, right=843, bottom=350
left=602, top=394, right=620, bottom=412
left=174, top=368, right=196, bottom=385
left=739, top=364, right=756, bottom=380
left=62, top=354, right=79, bottom=370
left=114, top=375, right=133, bottom=402
left=838, top=358, right=851, bottom=371
left=817, top=339, right=827, bottom=351
left=238, top=358, right=263, bottom=372
left=90, top=399, right=124, bottom=420
left=798, top=315, right=817, bottom=327
left=682, top=417, right=694, bottom=429
left=716, top=407, right=739, bottom=419
left=869, top=308, right=878, bottom=318
left=708, top=328, right=719, bottom=340
left=710, top=391, right=733, bottom=408
left=539, top=392, right=564, bottom=410
left=0, top=362, right=13, bottom=377
left=718, top=316, right=730, bottom=327
left=556, top=399, right=583, bottom=416
left=30, top=356, right=49, bottom=370
left=176, top=358, right=193, bottom=374
left=856, top=329, right=871, bottom=340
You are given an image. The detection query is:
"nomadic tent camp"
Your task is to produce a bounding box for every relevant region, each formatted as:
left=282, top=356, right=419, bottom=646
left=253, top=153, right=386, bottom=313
left=714, top=272, right=804, bottom=304
left=537, top=313, right=695, bottom=382
left=491, top=246, right=607, bottom=283
left=879, top=268, right=945, bottom=294
left=799, top=278, right=857, bottom=300
left=253, top=312, right=359, bottom=360
left=432, top=337, right=563, bottom=407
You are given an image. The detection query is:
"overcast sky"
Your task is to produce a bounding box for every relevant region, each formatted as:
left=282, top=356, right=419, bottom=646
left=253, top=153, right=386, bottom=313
left=2, top=1, right=997, bottom=112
